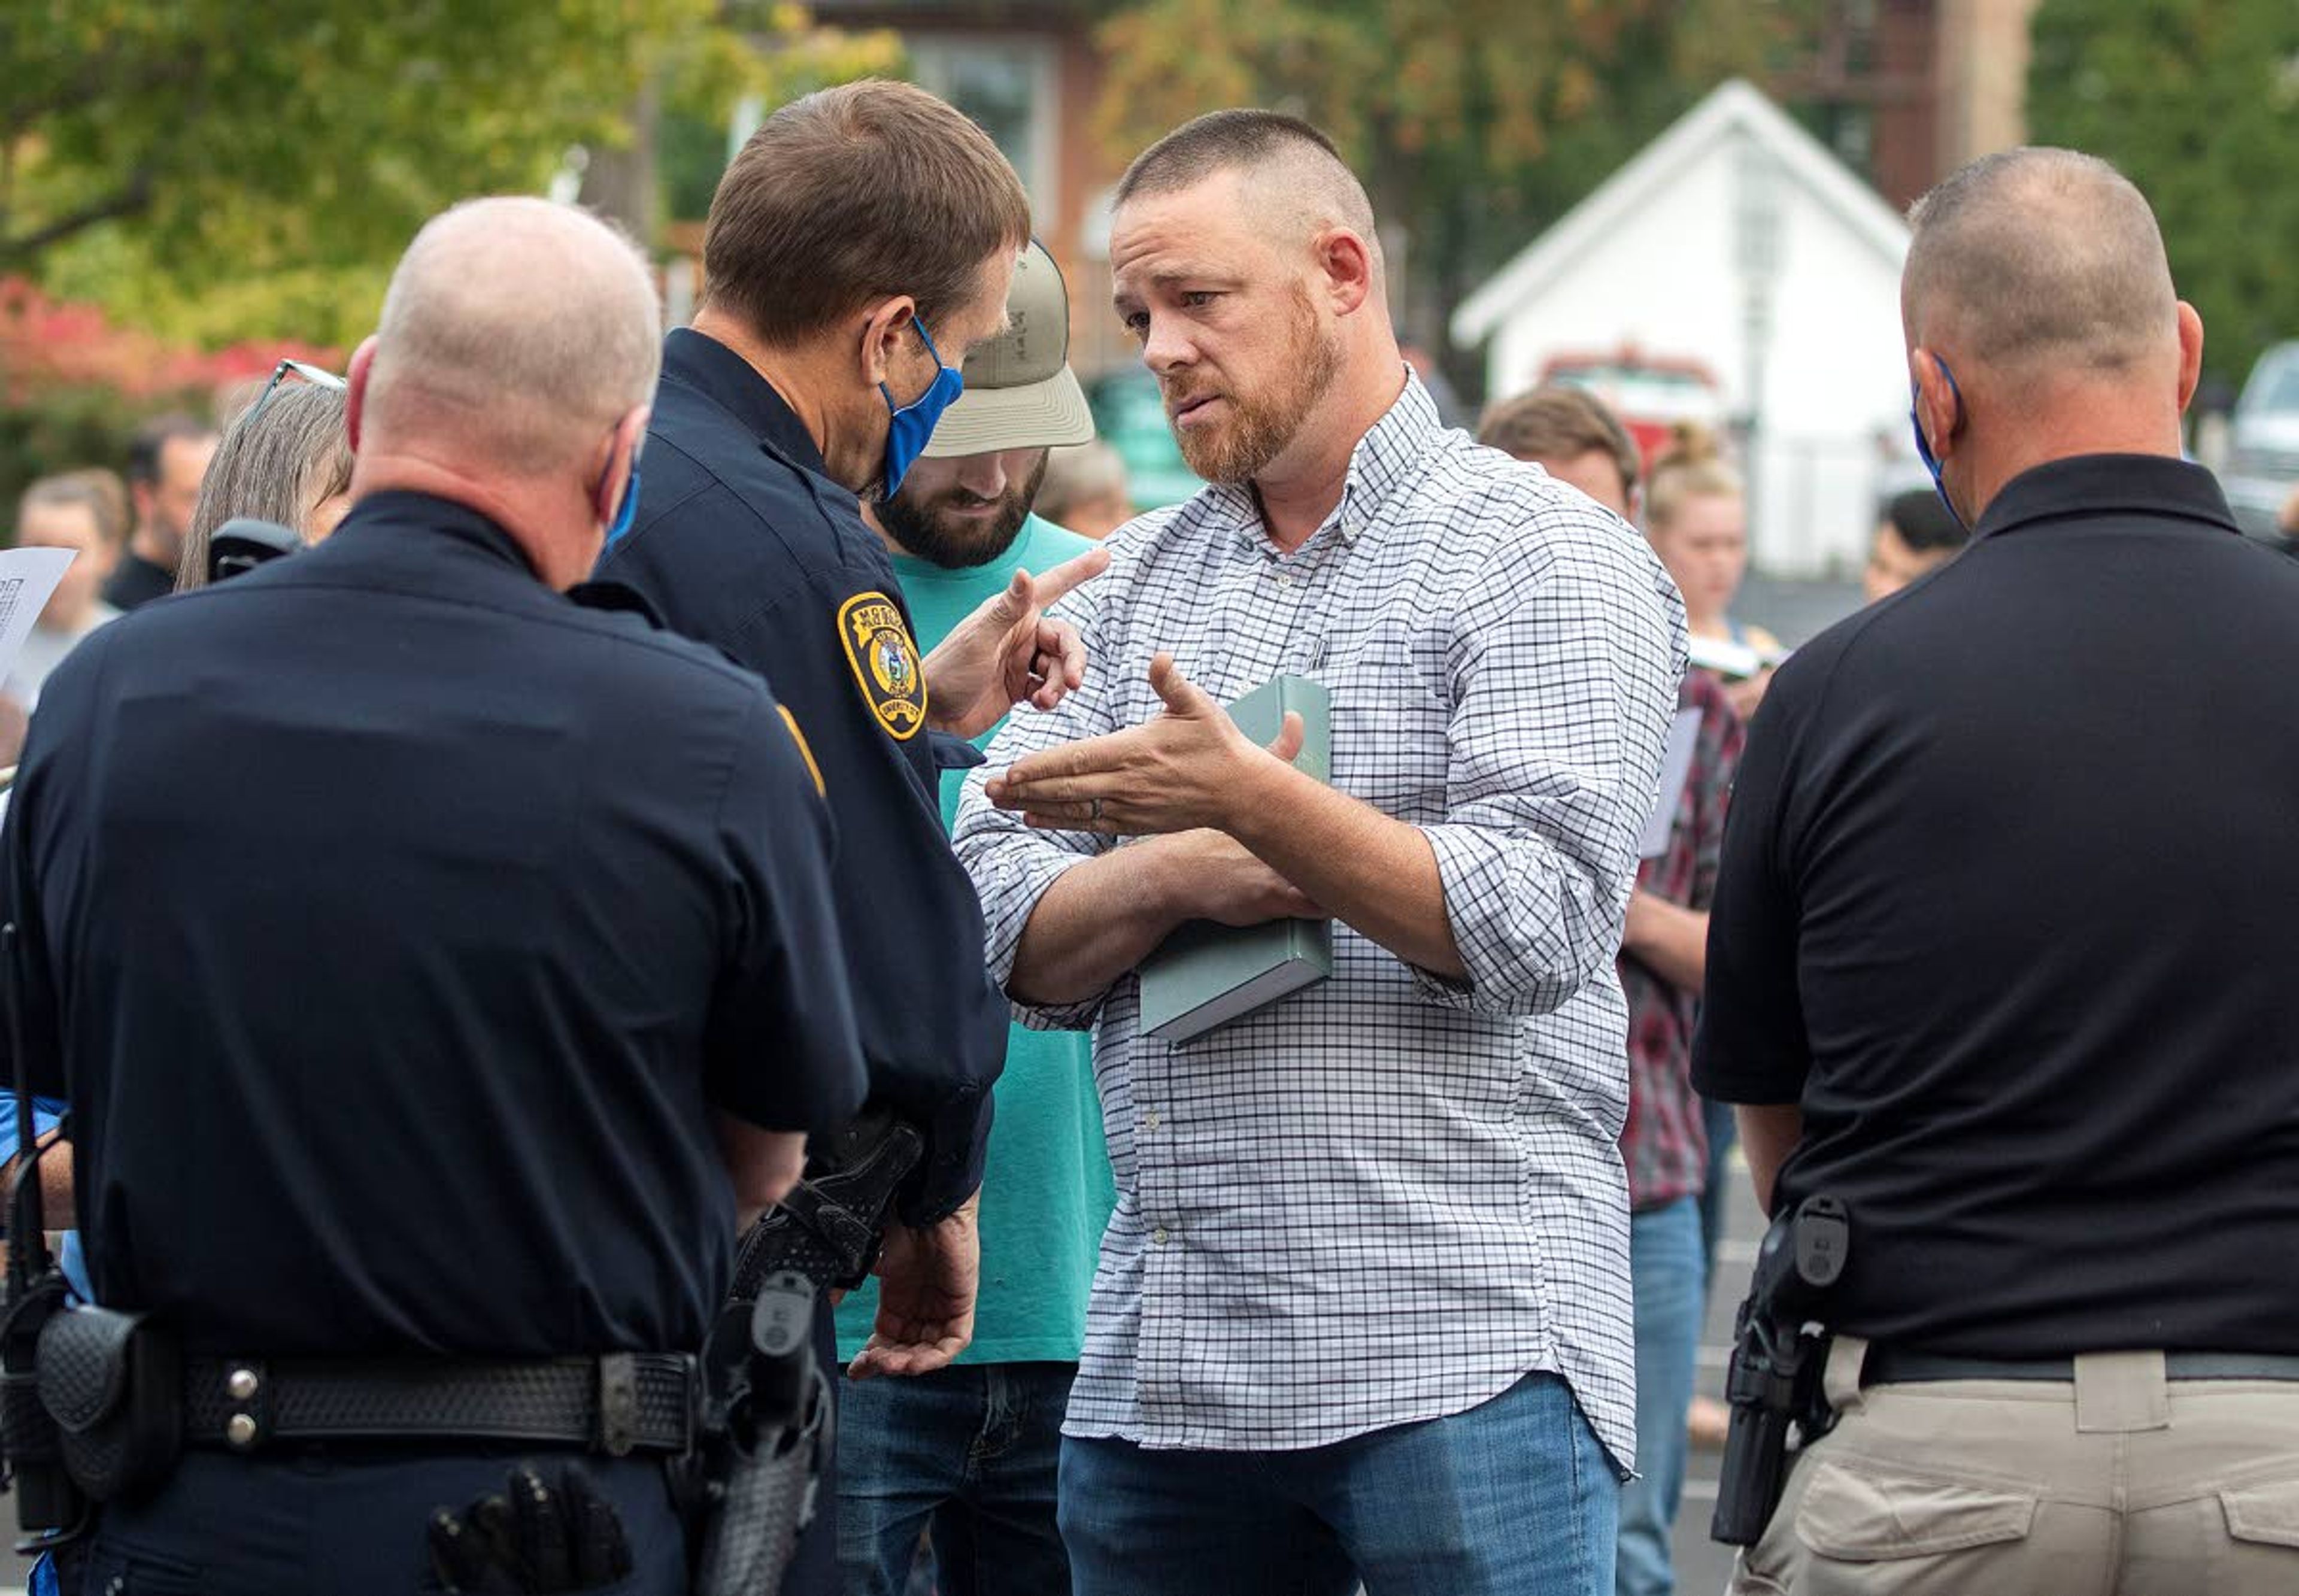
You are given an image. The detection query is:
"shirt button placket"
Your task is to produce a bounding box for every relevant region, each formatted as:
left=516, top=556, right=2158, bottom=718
left=1134, top=1049, right=1179, bottom=1437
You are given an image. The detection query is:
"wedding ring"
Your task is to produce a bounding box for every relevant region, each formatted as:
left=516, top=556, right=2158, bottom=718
left=1089, top=797, right=1104, bottom=822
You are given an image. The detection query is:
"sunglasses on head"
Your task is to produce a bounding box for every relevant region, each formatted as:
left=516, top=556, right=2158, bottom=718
left=239, top=358, right=347, bottom=432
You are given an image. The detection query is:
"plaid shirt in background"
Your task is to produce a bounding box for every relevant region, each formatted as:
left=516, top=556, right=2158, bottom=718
left=1619, top=668, right=1743, bottom=1210
left=954, top=374, right=1686, bottom=1471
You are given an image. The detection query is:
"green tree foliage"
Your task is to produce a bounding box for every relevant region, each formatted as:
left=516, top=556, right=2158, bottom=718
left=2027, top=0, right=2299, bottom=386
left=0, top=2, right=896, bottom=348
left=1090, top=0, right=1819, bottom=351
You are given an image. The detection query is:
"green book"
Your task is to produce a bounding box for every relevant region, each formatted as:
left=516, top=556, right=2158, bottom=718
left=1136, top=676, right=1333, bottom=1043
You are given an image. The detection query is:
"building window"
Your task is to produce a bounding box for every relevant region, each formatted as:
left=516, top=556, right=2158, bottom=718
left=906, top=35, right=1060, bottom=213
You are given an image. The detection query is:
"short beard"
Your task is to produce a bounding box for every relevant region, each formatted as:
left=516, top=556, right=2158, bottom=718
left=877, top=453, right=1049, bottom=571
left=1165, top=286, right=1343, bottom=486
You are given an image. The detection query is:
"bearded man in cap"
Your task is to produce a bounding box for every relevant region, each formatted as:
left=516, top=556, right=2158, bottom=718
left=831, top=238, right=1110, bottom=1596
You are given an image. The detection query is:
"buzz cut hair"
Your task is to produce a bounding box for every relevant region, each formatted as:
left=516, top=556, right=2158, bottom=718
left=1117, top=110, right=1342, bottom=205
left=1115, top=109, right=1378, bottom=254
left=1903, top=146, right=2175, bottom=376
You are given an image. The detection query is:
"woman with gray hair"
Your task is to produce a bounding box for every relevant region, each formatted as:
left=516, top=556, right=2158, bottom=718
left=177, top=360, right=354, bottom=591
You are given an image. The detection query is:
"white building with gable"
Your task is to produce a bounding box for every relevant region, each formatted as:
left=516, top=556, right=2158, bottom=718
left=1451, top=79, right=1919, bottom=576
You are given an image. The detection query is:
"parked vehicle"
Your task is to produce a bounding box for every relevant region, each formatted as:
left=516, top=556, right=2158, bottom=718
left=2221, top=341, right=2299, bottom=539
left=1537, top=346, right=1727, bottom=474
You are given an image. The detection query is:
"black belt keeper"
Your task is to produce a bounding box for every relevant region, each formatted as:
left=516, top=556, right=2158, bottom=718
left=180, top=1352, right=698, bottom=1457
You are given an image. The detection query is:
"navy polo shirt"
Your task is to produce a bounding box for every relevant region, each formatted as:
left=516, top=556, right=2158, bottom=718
left=2, top=492, right=866, bottom=1357
left=598, top=329, right=1006, bottom=1223
left=1694, top=454, right=2299, bottom=1358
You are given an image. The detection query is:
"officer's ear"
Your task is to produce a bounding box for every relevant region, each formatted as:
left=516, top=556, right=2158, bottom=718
left=857, top=297, right=920, bottom=389
left=2174, top=301, right=2205, bottom=414
left=1910, top=348, right=1961, bottom=462
left=345, top=336, right=381, bottom=453
left=592, top=406, right=650, bottom=525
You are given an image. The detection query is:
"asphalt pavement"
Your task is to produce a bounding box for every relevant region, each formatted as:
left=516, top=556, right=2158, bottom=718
left=1671, top=1152, right=1764, bottom=1595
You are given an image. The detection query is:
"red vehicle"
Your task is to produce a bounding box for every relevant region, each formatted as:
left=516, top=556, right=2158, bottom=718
left=1536, top=347, right=1728, bottom=473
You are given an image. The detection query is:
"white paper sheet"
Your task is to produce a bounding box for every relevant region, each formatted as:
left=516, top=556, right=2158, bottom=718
left=0, top=547, right=78, bottom=688
left=1637, top=706, right=1706, bottom=859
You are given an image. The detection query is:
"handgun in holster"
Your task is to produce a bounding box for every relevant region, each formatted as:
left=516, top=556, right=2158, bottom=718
left=684, top=1111, right=923, bottom=1596
left=1710, top=1194, right=1850, bottom=1548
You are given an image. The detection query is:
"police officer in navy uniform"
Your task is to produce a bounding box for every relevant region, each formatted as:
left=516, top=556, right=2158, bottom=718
left=0, top=198, right=866, bottom=1594
left=595, top=80, right=1106, bottom=1594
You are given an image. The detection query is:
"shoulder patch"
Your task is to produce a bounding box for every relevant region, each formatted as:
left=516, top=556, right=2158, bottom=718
left=836, top=591, right=929, bottom=741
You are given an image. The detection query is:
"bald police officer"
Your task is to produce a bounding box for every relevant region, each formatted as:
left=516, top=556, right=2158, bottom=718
left=2, top=198, right=865, bottom=1594
left=1697, top=149, right=2299, bottom=1594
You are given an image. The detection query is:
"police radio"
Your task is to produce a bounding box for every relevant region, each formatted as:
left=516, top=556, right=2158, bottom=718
left=206, top=518, right=303, bottom=585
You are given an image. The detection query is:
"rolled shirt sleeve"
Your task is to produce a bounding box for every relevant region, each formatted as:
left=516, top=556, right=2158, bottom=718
left=1410, top=523, right=1687, bottom=1015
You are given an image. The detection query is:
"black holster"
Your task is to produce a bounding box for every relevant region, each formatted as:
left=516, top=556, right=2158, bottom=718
left=686, top=1114, right=924, bottom=1593
left=1710, top=1195, right=1850, bottom=1547
left=36, top=1306, right=181, bottom=1504
left=0, top=1270, right=81, bottom=1539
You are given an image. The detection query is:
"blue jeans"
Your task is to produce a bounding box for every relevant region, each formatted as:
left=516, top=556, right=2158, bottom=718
left=838, top=1362, right=1075, bottom=1596
left=1617, top=1197, right=1705, bottom=1596
left=1059, top=1370, right=1618, bottom=1596
left=1697, top=1096, right=1739, bottom=1293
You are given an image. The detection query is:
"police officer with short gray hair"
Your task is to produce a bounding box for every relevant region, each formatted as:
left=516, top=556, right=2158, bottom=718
left=0, top=196, right=866, bottom=1594
left=1696, top=148, right=2299, bottom=1594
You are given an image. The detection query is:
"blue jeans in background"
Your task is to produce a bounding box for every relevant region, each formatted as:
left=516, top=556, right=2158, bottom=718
left=1059, top=1370, right=1618, bottom=1596
left=837, top=1361, right=1075, bottom=1596
left=1697, top=1096, right=1739, bottom=1294
left=1617, top=1197, right=1706, bottom=1596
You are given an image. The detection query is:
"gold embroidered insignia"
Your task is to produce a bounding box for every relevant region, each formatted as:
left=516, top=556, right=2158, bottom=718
left=837, top=591, right=928, bottom=741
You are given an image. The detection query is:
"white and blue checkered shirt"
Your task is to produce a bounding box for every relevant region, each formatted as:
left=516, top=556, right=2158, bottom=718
left=952, top=374, right=1685, bottom=1465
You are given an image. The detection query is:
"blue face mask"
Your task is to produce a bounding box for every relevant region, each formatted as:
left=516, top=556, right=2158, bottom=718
left=879, top=317, right=966, bottom=501
left=1909, top=357, right=1966, bottom=530
left=605, top=467, right=641, bottom=544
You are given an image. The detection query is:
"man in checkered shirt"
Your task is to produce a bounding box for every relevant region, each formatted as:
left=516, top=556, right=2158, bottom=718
left=951, top=111, right=1686, bottom=1596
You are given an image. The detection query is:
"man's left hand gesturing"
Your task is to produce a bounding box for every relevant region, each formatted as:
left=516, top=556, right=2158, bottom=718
left=985, top=653, right=1306, bottom=837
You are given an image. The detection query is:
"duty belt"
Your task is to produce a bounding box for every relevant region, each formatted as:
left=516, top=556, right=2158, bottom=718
left=180, top=1352, right=697, bottom=1456
left=1861, top=1347, right=2299, bottom=1387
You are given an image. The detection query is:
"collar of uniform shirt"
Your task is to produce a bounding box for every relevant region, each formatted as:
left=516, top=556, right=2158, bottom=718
left=1220, top=365, right=1431, bottom=556
left=1973, top=450, right=2242, bottom=544
left=659, top=326, right=831, bottom=480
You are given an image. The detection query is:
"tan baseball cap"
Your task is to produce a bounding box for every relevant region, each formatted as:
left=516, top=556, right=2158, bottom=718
left=921, top=239, right=1097, bottom=459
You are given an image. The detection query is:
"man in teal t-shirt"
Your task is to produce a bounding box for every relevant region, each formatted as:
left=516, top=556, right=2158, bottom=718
left=835, top=239, right=1118, bottom=1596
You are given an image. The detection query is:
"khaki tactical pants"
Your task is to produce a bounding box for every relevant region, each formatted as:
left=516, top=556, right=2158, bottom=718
left=1731, top=1337, right=2299, bottom=1595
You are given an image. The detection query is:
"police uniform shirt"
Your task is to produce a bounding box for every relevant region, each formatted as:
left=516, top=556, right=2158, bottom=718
left=1, top=492, right=867, bottom=1357
left=1693, top=454, right=2299, bottom=1359
left=596, top=329, right=1006, bottom=1222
